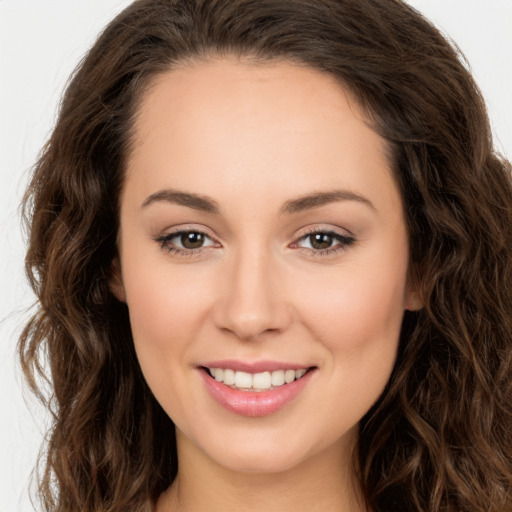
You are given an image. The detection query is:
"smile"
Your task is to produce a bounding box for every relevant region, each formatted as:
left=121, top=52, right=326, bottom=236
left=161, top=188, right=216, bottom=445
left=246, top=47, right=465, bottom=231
left=199, top=363, right=316, bottom=416
left=207, top=367, right=309, bottom=391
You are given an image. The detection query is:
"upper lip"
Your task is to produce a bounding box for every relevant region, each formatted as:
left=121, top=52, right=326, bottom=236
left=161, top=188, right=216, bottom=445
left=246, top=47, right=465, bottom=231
left=199, top=359, right=314, bottom=373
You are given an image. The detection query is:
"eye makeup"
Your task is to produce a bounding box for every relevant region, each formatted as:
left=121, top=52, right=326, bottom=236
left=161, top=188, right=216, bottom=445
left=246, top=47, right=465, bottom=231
left=153, top=224, right=356, bottom=259
left=291, top=227, right=356, bottom=257
left=153, top=228, right=220, bottom=256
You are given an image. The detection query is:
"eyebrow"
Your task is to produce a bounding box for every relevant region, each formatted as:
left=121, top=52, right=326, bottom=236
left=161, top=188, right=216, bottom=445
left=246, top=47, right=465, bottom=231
left=281, top=190, right=376, bottom=214
left=141, top=189, right=220, bottom=214
left=141, top=188, right=375, bottom=215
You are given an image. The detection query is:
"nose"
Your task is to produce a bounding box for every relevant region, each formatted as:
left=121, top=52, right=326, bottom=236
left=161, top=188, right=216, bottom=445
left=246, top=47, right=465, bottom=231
left=212, top=247, right=292, bottom=341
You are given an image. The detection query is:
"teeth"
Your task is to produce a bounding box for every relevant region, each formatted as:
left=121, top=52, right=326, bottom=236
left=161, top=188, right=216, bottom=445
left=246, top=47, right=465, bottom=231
left=223, top=368, right=236, bottom=385
left=284, top=369, right=296, bottom=383
left=252, top=371, right=271, bottom=389
left=207, top=367, right=309, bottom=391
left=296, top=368, right=307, bottom=379
left=235, top=371, right=253, bottom=389
left=271, top=370, right=285, bottom=386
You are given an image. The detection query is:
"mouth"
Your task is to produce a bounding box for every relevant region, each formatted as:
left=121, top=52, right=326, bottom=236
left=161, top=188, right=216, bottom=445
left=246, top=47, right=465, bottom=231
left=198, top=360, right=317, bottom=416
left=203, top=366, right=312, bottom=392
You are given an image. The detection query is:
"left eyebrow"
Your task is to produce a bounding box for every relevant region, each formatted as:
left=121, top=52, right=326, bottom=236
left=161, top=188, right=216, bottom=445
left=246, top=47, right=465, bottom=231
left=281, top=189, right=376, bottom=214
left=141, top=189, right=220, bottom=214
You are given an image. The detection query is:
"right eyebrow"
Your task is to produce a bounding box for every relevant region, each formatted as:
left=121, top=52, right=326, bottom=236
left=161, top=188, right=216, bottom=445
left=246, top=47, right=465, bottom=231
left=281, top=189, right=376, bottom=214
left=141, top=189, right=220, bottom=214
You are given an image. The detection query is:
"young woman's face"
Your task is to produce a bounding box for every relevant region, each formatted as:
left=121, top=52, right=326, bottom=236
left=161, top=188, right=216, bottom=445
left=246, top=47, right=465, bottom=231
left=114, top=58, right=420, bottom=475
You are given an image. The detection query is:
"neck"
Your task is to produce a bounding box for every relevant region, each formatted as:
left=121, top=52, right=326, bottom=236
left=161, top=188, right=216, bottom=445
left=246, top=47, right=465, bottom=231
left=157, top=429, right=368, bottom=512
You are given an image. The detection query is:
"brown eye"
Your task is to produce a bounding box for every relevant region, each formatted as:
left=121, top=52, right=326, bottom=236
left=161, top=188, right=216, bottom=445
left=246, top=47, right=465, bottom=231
left=155, top=230, right=217, bottom=253
left=294, top=230, right=356, bottom=254
left=309, top=233, right=334, bottom=250
left=181, top=232, right=206, bottom=249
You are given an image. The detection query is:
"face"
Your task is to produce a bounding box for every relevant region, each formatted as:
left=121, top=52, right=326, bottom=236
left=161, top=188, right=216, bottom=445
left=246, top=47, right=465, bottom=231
left=113, top=58, right=420, bottom=475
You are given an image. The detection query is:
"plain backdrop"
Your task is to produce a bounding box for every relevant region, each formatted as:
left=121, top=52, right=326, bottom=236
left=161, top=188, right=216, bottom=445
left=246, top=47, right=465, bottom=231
left=1, top=1, right=511, bottom=511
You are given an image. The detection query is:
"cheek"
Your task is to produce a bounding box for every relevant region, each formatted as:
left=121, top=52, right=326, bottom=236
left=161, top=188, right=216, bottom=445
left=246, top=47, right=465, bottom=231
left=297, top=258, right=408, bottom=425
left=121, top=257, right=213, bottom=374
left=299, top=248, right=408, bottom=362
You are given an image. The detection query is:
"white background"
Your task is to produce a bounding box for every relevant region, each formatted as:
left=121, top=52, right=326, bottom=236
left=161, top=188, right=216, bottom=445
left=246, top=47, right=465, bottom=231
left=1, top=1, right=511, bottom=511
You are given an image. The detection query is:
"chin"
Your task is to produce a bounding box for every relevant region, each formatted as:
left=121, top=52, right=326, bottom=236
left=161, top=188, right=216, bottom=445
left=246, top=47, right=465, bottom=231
left=211, top=446, right=311, bottom=475
left=181, top=422, right=356, bottom=476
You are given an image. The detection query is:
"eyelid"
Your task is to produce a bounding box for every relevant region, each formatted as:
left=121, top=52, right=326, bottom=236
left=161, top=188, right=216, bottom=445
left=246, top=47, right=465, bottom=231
left=294, top=224, right=355, bottom=239
left=153, top=225, right=221, bottom=254
left=289, top=225, right=356, bottom=255
left=152, top=224, right=355, bottom=257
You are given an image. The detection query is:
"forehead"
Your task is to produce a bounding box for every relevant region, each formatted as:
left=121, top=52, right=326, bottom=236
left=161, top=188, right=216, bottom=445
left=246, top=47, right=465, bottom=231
left=124, top=57, right=400, bottom=215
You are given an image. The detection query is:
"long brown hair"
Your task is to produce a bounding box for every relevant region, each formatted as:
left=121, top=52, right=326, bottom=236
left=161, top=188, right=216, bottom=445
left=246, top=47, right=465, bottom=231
left=20, top=1, right=512, bottom=511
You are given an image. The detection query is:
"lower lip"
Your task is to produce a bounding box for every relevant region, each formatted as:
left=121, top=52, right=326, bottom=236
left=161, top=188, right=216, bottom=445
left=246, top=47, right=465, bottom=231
left=199, top=368, right=315, bottom=417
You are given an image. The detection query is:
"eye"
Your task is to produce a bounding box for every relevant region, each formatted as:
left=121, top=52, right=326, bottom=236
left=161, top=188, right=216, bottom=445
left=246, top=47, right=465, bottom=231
left=293, top=229, right=355, bottom=255
left=154, top=229, right=218, bottom=254
left=302, top=232, right=337, bottom=250
left=175, top=231, right=211, bottom=249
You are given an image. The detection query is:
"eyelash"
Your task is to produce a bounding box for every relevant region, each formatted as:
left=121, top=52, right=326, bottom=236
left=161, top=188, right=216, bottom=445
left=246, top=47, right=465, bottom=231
left=153, top=228, right=356, bottom=257
left=153, top=229, right=218, bottom=257
left=292, top=228, right=356, bottom=256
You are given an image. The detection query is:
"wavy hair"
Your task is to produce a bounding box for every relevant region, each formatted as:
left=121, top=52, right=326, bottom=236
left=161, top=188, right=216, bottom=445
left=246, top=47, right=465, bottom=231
left=20, top=0, right=512, bottom=511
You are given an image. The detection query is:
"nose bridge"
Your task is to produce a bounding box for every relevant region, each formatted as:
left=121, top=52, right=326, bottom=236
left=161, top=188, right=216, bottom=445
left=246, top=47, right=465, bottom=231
left=213, top=238, right=290, bottom=340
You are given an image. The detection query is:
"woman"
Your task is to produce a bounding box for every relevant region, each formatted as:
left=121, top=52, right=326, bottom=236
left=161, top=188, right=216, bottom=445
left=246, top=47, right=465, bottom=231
left=20, top=0, right=512, bottom=511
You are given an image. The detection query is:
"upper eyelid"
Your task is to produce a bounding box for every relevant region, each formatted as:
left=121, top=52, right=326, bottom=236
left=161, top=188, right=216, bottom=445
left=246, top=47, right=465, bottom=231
left=157, top=227, right=352, bottom=239
left=291, top=225, right=356, bottom=249
left=153, top=225, right=355, bottom=247
left=153, top=227, right=219, bottom=249
left=294, top=225, right=355, bottom=239
left=165, top=230, right=215, bottom=241
left=157, top=225, right=218, bottom=239
left=293, top=231, right=354, bottom=246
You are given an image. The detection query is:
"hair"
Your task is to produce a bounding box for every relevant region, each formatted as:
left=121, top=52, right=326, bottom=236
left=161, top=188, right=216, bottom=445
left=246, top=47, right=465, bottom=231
left=20, top=0, right=512, bottom=511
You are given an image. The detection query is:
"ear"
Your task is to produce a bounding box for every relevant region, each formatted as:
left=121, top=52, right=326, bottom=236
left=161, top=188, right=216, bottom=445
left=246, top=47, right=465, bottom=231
left=109, top=257, right=127, bottom=303
left=404, top=268, right=423, bottom=311
left=405, top=288, right=423, bottom=311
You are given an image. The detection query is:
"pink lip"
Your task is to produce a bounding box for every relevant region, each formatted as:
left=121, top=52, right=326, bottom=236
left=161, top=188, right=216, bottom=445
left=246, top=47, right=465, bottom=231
left=198, top=366, right=315, bottom=417
left=200, top=359, right=311, bottom=373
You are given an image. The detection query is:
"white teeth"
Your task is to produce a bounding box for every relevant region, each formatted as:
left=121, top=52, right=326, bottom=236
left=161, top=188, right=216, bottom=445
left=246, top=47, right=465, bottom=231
left=284, top=369, right=296, bottom=383
left=223, top=368, right=236, bottom=385
left=207, top=367, right=309, bottom=391
left=271, top=370, right=285, bottom=386
left=235, top=371, right=253, bottom=388
left=252, top=371, right=272, bottom=390
left=296, top=368, right=307, bottom=379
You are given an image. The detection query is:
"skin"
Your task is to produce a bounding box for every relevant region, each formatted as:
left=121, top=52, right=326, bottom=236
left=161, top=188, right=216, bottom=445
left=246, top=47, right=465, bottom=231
left=111, top=57, right=422, bottom=512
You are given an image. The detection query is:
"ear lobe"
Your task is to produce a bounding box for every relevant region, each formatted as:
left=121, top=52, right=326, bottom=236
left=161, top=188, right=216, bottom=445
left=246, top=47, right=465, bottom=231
left=109, top=257, right=127, bottom=303
left=405, top=288, right=423, bottom=311
left=405, top=265, right=424, bottom=311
